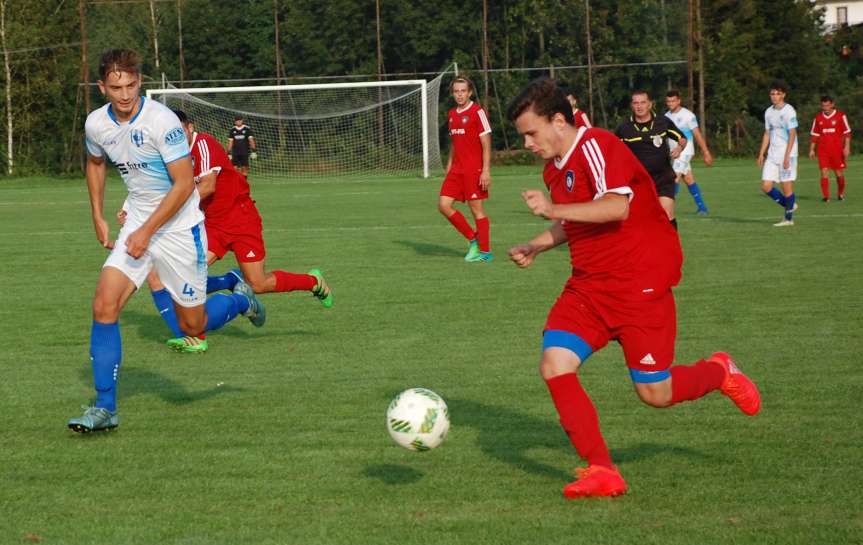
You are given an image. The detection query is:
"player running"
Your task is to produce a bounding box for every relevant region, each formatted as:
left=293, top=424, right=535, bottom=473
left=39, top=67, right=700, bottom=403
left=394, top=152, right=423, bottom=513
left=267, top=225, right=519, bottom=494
left=439, top=76, right=493, bottom=262
left=665, top=90, right=713, bottom=214
left=507, top=77, right=761, bottom=498
left=757, top=80, right=799, bottom=227
left=809, top=95, right=851, bottom=202
left=67, top=49, right=262, bottom=433
left=140, top=109, right=333, bottom=353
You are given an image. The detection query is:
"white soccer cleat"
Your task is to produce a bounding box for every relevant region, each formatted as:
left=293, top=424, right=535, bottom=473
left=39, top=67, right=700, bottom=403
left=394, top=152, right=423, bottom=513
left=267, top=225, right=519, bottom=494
left=773, top=219, right=794, bottom=227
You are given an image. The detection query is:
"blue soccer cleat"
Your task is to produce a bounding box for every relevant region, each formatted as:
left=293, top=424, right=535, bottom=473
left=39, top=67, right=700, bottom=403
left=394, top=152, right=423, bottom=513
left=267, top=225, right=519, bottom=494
left=233, top=280, right=266, bottom=327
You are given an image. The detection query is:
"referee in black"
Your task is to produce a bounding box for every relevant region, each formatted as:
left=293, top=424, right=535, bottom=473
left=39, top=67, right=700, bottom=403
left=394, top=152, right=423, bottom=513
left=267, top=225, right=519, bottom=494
left=615, top=89, right=687, bottom=229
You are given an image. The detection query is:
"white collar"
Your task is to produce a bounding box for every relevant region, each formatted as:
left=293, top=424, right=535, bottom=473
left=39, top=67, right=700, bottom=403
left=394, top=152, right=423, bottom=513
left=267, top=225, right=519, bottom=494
left=456, top=101, right=474, bottom=114
left=822, top=110, right=837, bottom=119
left=554, top=126, right=588, bottom=170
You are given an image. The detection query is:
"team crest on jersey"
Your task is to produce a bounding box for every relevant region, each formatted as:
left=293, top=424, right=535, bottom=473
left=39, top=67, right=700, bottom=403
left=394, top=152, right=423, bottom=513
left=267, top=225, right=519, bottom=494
left=831, top=120, right=836, bottom=126
left=461, top=115, right=469, bottom=124
left=652, top=135, right=663, bottom=147
left=565, top=170, right=575, bottom=191
left=165, top=127, right=186, bottom=146
left=130, top=129, right=145, bottom=147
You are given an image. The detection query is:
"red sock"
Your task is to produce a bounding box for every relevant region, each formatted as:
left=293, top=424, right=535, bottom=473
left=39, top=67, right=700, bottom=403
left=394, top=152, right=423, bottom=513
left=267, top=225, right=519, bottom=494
left=820, top=177, right=830, bottom=199
left=668, top=359, right=725, bottom=406
left=273, top=270, right=317, bottom=292
left=475, top=216, right=490, bottom=252
left=545, top=373, right=614, bottom=468
left=837, top=176, right=846, bottom=196
left=445, top=210, right=475, bottom=241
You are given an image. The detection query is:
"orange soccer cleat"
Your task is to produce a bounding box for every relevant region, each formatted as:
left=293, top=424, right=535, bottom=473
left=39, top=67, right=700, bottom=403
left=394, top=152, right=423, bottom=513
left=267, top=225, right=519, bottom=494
left=709, top=352, right=761, bottom=416
left=563, top=465, right=628, bottom=499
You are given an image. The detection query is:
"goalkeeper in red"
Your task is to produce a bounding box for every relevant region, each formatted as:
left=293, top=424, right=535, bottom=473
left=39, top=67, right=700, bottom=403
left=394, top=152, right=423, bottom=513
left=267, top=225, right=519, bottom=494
left=507, top=78, right=761, bottom=498
left=438, top=76, right=493, bottom=262
left=808, top=95, right=851, bottom=201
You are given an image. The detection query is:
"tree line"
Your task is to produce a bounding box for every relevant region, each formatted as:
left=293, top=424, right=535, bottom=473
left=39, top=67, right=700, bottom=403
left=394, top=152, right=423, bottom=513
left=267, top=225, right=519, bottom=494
left=0, top=0, right=860, bottom=176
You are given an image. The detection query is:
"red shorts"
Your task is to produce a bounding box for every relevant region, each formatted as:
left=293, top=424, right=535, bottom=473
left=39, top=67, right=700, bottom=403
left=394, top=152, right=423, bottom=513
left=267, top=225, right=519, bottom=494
left=543, top=284, right=677, bottom=376
left=818, top=148, right=846, bottom=170
left=440, top=170, right=488, bottom=202
left=205, top=205, right=266, bottom=263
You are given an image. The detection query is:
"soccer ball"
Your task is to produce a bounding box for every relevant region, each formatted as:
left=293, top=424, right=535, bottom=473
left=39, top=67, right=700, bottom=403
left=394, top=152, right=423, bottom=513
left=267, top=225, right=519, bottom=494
left=386, top=388, right=450, bottom=451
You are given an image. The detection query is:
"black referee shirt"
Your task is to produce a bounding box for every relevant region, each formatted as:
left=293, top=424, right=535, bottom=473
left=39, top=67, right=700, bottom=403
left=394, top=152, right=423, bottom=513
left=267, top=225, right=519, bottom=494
left=614, top=114, right=684, bottom=182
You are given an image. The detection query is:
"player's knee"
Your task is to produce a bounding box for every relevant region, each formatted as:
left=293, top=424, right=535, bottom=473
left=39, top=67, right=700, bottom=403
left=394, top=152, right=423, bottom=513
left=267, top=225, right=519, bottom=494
left=178, top=314, right=205, bottom=337
left=91, top=297, right=121, bottom=322
left=636, top=390, right=672, bottom=408
left=438, top=201, right=453, bottom=216
left=247, top=277, right=269, bottom=293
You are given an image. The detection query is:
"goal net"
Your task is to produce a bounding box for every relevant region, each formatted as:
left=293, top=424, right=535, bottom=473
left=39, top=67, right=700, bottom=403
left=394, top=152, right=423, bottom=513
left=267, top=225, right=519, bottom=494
left=147, top=74, right=447, bottom=179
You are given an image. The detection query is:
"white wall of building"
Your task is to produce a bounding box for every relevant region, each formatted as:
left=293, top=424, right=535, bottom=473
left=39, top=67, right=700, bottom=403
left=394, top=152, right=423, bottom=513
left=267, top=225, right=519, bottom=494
left=819, top=1, right=863, bottom=29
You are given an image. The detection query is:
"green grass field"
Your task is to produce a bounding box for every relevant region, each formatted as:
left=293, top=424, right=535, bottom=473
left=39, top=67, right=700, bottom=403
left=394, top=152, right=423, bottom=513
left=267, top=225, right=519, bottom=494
left=2, top=158, right=862, bottom=545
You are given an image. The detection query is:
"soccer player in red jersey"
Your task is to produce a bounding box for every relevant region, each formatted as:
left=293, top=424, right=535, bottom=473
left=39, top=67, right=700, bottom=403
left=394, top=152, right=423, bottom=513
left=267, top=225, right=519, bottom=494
left=439, top=76, right=493, bottom=262
left=134, top=110, right=333, bottom=352
left=507, top=77, right=761, bottom=499
left=560, top=82, right=593, bottom=129
left=808, top=95, right=851, bottom=201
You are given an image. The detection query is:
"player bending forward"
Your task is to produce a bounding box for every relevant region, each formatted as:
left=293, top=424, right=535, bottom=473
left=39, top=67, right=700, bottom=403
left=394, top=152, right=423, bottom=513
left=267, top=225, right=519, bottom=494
left=68, top=49, right=261, bottom=432
left=144, top=110, right=334, bottom=353
left=507, top=77, right=761, bottom=498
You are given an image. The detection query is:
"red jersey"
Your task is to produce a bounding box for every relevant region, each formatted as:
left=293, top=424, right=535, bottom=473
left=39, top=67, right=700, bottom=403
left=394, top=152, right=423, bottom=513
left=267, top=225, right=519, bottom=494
left=573, top=108, right=592, bottom=129
left=190, top=132, right=258, bottom=229
left=447, top=101, right=491, bottom=173
left=543, top=127, right=682, bottom=296
left=810, top=110, right=851, bottom=154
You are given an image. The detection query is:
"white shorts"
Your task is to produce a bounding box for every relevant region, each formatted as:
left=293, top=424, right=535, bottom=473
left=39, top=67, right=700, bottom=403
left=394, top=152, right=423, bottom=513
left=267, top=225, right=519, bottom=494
left=104, top=222, right=208, bottom=308
left=762, top=157, right=797, bottom=183
left=672, top=152, right=695, bottom=175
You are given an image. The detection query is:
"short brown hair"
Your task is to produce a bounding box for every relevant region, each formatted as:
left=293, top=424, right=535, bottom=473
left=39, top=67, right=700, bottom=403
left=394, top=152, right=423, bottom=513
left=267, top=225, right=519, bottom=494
left=99, top=49, right=142, bottom=80
left=506, top=77, right=574, bottom=125
left=449, top=76, right=476, bottom=95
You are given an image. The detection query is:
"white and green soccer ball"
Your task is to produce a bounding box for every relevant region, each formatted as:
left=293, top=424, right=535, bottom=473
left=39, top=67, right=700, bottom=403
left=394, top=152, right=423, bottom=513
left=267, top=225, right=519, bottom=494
left=386, top=388, right=450, bottom=451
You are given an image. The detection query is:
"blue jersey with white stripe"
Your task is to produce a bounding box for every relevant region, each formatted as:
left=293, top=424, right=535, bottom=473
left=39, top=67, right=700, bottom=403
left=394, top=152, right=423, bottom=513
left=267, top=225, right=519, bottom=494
left=85, top=97, right=203, bottom=232
left=764, top=103, right=798, bottom=161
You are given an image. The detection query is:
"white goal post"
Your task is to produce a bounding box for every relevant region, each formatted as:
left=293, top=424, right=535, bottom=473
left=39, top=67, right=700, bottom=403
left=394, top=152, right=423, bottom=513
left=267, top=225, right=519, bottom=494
left=147, top=76, right=447, bottom=179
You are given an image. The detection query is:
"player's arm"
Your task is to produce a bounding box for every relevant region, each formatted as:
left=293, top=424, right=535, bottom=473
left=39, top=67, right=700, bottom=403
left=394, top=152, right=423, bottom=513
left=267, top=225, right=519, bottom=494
left=665, top=120, right=687, bottom=159
left=808, top=118, right=819, bottom=159
left=523, top=189, right=628, bottom=223
left=691, top=126, right=713, bottom=166
left=195, top=169, right=220, bottom=200
left=783, top=127, right=797, bottom=169
left=125, top=156, right=196, bottom=259
left=757, top=130, right=769, bottom=167
left=85, top=153, right=113, bottom=249
left=508, top=220, right=567, bottom=269
left=479, top=132, right=491, bottom=190
left=843, top=115, right=852, bottom=158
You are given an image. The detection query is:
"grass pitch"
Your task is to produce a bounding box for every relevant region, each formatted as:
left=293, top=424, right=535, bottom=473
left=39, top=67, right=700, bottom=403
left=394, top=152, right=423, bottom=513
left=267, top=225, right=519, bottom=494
left=1, top=158, right=861, bottom=544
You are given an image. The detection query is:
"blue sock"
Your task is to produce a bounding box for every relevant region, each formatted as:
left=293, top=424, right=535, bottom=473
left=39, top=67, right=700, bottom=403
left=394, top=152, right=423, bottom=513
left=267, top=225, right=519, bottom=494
left=674, top=182, right=681, bottom=196
left=90, top=321, right=121, bottom=413
left=687, top=182, right=707, bottom=210
left=150, top=289, right=183, bottom=338
left=207, top=272, right=241, bottom=294
left=766, top=187, right=786, bottom=207
left=205, top=293, right=250, bottom=331
left=785, top=193, right=795, bottom=220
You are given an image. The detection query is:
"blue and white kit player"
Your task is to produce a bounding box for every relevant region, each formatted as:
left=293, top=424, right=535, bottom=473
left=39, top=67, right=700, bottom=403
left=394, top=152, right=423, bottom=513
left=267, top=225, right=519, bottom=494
left=665, top=96, right=710, bottom=214
left=757, top=80, right=799, bottom=227
left=68, top=49, right=263, bottom=433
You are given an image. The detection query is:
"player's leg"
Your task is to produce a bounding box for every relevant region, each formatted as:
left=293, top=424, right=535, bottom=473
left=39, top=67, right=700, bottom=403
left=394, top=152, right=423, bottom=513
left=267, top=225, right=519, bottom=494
left=439, top=175, right=477, bottom=258
left=834, top=167, right=846, bottom=200
left=466, top=198, right=492, bottom=262
left=762, top=160, right=787, bottom=209
left=656, top=173, right=677, bottom=228
left=774, top=159, right=797, bottom=226
left=683, top=170, right=708, bottom=215
left=146, top=268, right=183, bottom=338
left=542, top=289, right=626, bottom=498
left=819, top=166, right=831, bottom=202
left=204, top=229, right=244, bottom=293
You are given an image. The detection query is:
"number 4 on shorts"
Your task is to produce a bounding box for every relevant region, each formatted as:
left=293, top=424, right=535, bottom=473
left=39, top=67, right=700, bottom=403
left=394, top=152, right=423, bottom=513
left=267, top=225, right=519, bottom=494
left=182, top=283, right=195, bottom=297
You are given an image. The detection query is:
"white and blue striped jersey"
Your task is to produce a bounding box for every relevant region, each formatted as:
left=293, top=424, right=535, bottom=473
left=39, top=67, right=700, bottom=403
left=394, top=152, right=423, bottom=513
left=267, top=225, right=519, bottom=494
left=665, top=107, right=697, bottom=155
left=85, top=97, right=203, bottom=233
left=764, top=103, right=798, bottom=161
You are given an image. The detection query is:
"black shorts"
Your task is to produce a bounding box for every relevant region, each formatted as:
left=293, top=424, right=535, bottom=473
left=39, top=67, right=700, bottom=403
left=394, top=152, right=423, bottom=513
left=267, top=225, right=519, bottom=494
left=232, top=154, right=249, bottom=168
left=653, top=171, right=677, bottom=199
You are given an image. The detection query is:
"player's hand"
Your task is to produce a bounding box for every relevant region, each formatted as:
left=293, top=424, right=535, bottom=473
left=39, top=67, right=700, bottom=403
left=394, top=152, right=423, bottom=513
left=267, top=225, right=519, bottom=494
left=703, top=150, right=713, bottom=167
left=844, top=147, right=851, bottom=159
left=757, top=154, right=765, bottom=168
left=670, top=146, right=682, bottom=159
left=783, top=157, right=791, bottom=170
left=125, top=227, right=152, bottom=259
left=522, top=190, right=554, bottom=219
left=808, top=149, right=816, bottom=160
left=116, top=208, right=127, bottom=226
left=228, top=154, right=232, bottom=161
left=479, top=170, right=491, bottom=191
left=250, top=152, right=258, bottom=160
left=508, top=244, right=538, bottom=269
left=93, top=216, right=114, bottom=250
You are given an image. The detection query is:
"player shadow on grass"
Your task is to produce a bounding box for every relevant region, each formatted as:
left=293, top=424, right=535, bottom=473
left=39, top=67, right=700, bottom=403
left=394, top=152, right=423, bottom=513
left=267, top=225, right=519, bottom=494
left=362, top=464, right=425, bottom=485
left=449, top=398, right=714, bottom=481
left=393, top=239, right=464, bottom=257
left=76, top=366, right=244, bottom=406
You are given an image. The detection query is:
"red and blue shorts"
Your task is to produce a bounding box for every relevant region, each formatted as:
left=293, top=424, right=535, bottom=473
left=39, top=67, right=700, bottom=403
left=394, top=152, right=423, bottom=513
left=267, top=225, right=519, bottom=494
left=542, top=284, right=677, bottom=383
left=440, top=169, right=488, bottom=202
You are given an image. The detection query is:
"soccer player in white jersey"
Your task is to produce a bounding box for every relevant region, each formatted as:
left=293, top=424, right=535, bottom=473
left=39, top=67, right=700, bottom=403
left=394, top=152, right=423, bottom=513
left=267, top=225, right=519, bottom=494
left=665, top=90, right=713, bottom=215
left=757, top=80, right=799, bottom=227
left=67, top=49, right=263, bottom=433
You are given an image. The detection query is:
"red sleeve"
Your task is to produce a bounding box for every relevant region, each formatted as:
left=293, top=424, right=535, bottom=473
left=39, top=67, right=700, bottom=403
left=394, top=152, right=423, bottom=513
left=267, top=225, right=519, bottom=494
left=474, top=106, right=492, bottom=136
left=810, top=117, right=821, bottom=137
left=842, top=113, right=852, bottom=135
left=577, top=132, right=635, bottom=199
